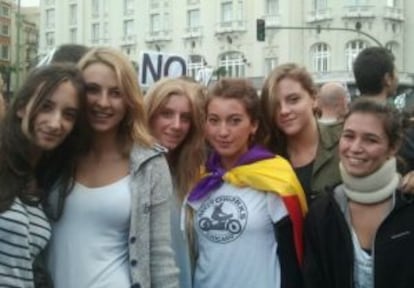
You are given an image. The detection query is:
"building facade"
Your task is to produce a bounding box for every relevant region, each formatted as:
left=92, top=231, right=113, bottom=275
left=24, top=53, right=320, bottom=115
left=0, top=0, right=12, bottom=95
left=38, top=0, right=414, bottom=92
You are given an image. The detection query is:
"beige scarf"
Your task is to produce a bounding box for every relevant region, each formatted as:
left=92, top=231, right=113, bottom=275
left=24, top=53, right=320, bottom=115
left=339, top=157, right=400, bottom=204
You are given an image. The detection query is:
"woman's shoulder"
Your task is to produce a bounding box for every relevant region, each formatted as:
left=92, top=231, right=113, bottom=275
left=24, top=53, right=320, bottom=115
left=130, top=143, right=169, bottom=172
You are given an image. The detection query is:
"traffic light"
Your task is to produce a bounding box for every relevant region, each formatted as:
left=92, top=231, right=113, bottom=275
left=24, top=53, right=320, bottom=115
left=256, top=19, right=266, bottom=42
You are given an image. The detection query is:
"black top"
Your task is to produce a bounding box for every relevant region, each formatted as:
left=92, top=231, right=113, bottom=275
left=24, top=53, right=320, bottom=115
left=294, top=160, right=314, bottom=204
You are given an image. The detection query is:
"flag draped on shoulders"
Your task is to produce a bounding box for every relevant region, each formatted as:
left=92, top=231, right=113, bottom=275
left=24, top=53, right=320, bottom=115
left=188, top=145, right=307, bottom=265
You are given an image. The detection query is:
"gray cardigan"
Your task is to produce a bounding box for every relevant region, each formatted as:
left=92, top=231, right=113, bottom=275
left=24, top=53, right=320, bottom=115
left=46, top=144, right=179, bottom=288
left=128, top=144, right=179, bottom=288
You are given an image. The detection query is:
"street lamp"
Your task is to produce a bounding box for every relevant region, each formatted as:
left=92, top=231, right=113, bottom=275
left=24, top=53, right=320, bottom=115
left=264, top=23, right=383, bottom=47
left=14, top=0, right=22, bottom=95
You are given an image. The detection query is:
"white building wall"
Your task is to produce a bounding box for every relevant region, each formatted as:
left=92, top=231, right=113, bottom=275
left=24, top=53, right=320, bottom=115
left=38, top=0, right=414, bottom=90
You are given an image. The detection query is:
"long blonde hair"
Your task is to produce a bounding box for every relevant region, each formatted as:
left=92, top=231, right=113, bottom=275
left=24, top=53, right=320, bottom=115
left=145, top=78, right=206, bottom=201
left=78, top=47, right=153, bottom=152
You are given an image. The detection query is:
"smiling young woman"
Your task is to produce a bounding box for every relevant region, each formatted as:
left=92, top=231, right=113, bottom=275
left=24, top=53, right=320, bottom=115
left=261, top=63, right=342, bottom=204
left=0, top=64, right=88, bottom=288
left=187, top=78, right=307, bottom=288
left=144, top=77, right=206, bottom=288
left=304, top=99, right=414, bottom=288
left=46, top=47, right=178, bottom=288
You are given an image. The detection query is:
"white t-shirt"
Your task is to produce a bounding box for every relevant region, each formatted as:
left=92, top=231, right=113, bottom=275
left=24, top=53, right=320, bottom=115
left=47, top=175, right=132, bottom=288
left=188, top=182, right=287, bottom=288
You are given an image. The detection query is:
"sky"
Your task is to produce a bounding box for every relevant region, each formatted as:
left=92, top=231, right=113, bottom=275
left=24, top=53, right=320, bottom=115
left=20, top=0, right=39, bottom=7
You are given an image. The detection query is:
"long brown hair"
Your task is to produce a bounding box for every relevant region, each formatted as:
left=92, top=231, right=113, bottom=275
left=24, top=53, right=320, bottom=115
left=261, top=63, right=318, bottom=156
left=0, top=64, right=88, bottom=212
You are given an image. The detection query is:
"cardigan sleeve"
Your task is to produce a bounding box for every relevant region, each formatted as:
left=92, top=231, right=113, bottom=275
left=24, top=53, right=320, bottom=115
left=148, top=155, right=180, bottom=288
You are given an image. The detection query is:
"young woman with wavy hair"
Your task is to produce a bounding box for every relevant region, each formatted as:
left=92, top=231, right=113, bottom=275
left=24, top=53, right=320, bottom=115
left=46, top=47, right=178, bottom=288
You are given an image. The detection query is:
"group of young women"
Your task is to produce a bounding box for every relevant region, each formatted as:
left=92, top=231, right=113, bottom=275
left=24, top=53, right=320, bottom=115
left=1, top=45, right=413, bottom=288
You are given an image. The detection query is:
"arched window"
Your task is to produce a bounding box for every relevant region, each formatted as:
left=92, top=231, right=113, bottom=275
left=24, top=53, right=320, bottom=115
left=218, top=51, right=246, bottom=77
left=385, top=41, right=399, bottom=56
left=345, top=40, right=367, bottom=71
left=311, top=43, right=330, bottom=72
left=187, top=54, right=206, bottom=79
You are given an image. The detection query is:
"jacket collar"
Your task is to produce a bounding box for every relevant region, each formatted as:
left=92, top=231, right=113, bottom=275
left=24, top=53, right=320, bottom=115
left=130, top=143, right=167, bottom=173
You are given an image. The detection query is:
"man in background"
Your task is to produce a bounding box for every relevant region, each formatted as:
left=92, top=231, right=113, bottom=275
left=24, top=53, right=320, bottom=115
left=317, top=82, right=349, bottom=124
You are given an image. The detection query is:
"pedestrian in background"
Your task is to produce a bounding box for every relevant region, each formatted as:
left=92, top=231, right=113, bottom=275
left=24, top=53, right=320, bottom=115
left=317, top=82, right=349, bottom=125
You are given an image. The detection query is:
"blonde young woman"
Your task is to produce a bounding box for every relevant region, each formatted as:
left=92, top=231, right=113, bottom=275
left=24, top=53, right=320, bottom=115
left=46, top=47, right=178, bottom=288
left=145, top=78, right=206, bottom=288
left=261, top=63, right=342, bottom=204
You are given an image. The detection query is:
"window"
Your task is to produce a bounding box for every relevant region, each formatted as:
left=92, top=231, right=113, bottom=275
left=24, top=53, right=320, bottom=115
left=221, top=1, right=233, bottom=23
left=69, top=4, right=77, bottom=25
left=122, top=45, right=136, bottom=56
left=45, top=9, right=55, bottom=28
left=1, top=24, right=9, bottom=36
left=1, top=6, right=9, bottom=17
left=92, top=0, right=100, bottom=16
left=235, top=0, right=243, bottom=21
left=150, top=14, right=161, bottom=32
left=266, top=0, right=279, bottom=14
left=313, top=0, right=327, bottom=10
left=103, top=0, right=109, bottom=15
left=1, top=45, right=9, bottom=60
left=345, top=40, right=366, bottom=71
left=219, top=52, right=246, bottom=77
left=46, top=32, right=55, bottom=47
left=312, top=43, right=330, bottom=72
left=385, top=41, right=399, bottom=55
left=103, top=22, right=109, bottom=40
left=386, top=0, right=396, bottom=7
left=346, top=0, right=368, bottom=5
left=70, top=28, right=77, bottom=43
left=187, top=54, right=205, bottom=78
left=91, top=23, right=100, bottom=43
left=124, top=0, right=134, bottom=14
left=123, top=20, right=134, bottom=37
left=264, top=57, right=278, bottom=75
left=187, top=9, right=200, bottom=28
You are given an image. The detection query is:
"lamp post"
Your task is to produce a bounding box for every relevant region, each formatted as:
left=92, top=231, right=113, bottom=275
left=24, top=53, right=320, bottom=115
left=271, top=24, right=383, bottom=47
left=14, top=0, right=22, bottom=95
left=256, top=19, right=383, bottom=47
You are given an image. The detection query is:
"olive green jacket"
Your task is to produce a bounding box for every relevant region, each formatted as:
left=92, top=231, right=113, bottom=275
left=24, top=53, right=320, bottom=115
left=308, top=123, right=342, bottom=202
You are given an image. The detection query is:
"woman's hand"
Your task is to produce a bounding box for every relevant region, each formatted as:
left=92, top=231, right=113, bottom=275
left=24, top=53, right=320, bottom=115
left=401, top=171, right=414, bottom=193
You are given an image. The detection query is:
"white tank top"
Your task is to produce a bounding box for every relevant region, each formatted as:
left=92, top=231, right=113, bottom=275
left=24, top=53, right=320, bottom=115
left=47, top=175, right=132, bottom=288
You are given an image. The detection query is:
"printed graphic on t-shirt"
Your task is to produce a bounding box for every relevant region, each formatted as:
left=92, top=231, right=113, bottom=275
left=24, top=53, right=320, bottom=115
left=196, top=195, right=248, bottom=243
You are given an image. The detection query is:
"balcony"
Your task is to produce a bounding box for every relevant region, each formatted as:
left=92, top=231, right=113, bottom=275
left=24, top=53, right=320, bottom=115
left=121, top=34, right=137, bottom=45
left=183, top=26, right=203, bottom=39
left=311, top=70, right=355, bottom=85
left=145, top=30, right=172, bottom=43
left=383, top=7, right=404, bottom=21
left=307, top=9, right=333, bottom=23
left=264, top=14, right=281, bottom=27
left=342, top=5, right=375, bottom=19
left=215, top=20, right=247, bottom=35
